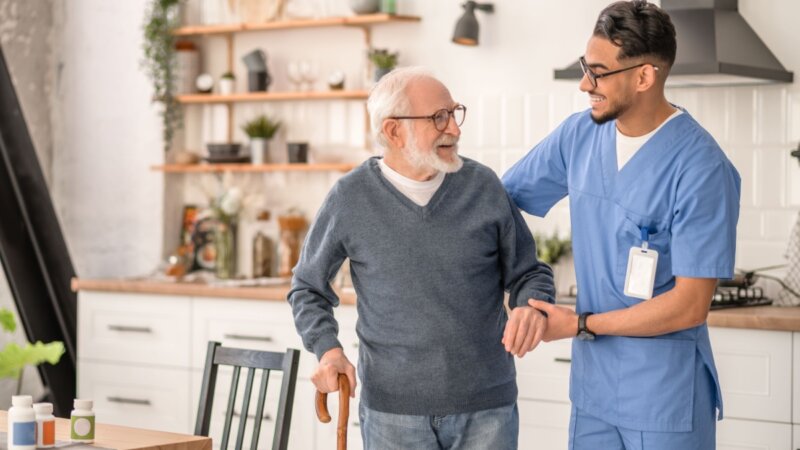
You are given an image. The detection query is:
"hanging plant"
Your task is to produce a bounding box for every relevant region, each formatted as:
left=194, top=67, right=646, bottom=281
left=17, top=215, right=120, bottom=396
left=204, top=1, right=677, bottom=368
left=142, top=0, right=183, bottom=153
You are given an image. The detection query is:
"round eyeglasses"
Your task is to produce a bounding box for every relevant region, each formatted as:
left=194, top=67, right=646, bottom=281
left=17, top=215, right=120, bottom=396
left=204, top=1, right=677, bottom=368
left=579, top=56, right=658, bottom=89
left=390, top=104, right=467, bottom=132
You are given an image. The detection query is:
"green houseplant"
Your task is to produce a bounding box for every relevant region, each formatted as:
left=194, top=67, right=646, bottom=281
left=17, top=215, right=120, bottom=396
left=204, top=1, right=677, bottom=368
left=0, top=308, right=64, bottom=395
left=142, top=0, right=183, bottom=153
left=368, top=48, right=399, bottom=81
left=241, top=115, right=282, bottom=164
left=534, top=231, right=572, bottom=265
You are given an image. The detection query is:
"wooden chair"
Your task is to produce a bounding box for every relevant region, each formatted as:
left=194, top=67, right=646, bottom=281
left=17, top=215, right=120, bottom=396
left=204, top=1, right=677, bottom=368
left=195, top=341, right=300, bottom=450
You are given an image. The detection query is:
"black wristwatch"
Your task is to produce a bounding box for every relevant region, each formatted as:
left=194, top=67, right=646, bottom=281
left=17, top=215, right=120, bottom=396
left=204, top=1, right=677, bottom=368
left=577, top=312, right=595, bottom=341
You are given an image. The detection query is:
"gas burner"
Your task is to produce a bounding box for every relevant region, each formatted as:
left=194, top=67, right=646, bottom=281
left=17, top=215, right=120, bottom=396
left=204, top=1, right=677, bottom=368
left=711, top=286, right=772, bottom=310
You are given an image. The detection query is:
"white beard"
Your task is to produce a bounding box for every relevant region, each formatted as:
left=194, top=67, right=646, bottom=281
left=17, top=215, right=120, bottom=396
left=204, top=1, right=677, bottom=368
left=405, top=131, right=463, bottom=174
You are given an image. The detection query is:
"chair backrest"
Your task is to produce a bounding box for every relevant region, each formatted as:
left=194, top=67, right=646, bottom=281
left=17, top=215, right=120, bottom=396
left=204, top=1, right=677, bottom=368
left=195, top=341, right=300, bottom=450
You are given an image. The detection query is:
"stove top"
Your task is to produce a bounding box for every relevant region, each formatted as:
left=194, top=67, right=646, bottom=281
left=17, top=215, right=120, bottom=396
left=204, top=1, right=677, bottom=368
left=710, top=286, right=773, bottom=310
left=560, top=285, right=773, bottom=309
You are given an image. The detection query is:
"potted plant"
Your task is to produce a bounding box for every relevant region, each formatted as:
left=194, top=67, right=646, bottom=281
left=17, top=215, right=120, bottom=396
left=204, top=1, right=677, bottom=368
left=368, top=48, right=399, bottom=81
left=0, top=308, right=64, bottom=395
left=241, top=115, right=282, bottom=164
left=142, top=0, right=183, bottom=153
left=219, top=71, right=235, bottom=95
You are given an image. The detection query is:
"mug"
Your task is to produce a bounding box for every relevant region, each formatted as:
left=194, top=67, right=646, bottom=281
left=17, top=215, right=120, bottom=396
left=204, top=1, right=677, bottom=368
left=287, top=142, right=309, bottom=163
left=242, top=49, right=267, bottom=72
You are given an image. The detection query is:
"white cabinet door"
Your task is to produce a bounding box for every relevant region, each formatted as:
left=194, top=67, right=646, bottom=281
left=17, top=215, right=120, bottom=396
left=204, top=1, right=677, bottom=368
left=794, top=333, right=800, bottom=425
left=78, top=291, right=191, bottom=367
left=518, top=399, right=571, bottom=450
left=793, top=425, right=800, bottom=450
left=78, top=361, right=191, bottom=433
left=709, top=327, right=792, bottom=423
left=515, top=339, right=572, bottom=403
left=716, top=418, right=792, bottom=450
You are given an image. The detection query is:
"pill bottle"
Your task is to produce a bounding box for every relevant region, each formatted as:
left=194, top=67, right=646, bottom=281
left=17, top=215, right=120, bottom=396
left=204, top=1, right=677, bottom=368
left=8, top=395, right=36, bottom=450
left=34, top=402, right=56, bottom=448
left=70, top=399, right=95, bottom=443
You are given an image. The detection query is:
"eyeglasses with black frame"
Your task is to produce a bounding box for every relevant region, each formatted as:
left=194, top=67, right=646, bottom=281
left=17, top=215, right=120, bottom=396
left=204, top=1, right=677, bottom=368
left=578, top=56, right=659, bottom=88
left=390, top=104, right=467, bottom=132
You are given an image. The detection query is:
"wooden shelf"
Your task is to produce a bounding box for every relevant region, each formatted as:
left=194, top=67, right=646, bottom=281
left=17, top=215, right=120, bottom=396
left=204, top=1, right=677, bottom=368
left=151, top=162, right=358, bottom=173
left=175, top=90, right=369, bottom=104
left=172, top=14, right=421, bottom=36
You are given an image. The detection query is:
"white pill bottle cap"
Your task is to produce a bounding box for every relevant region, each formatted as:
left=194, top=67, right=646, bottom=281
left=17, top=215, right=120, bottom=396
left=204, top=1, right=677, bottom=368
left=11, top=395, right=33, bottom=407
left=73, top=399, right=93, bottom=410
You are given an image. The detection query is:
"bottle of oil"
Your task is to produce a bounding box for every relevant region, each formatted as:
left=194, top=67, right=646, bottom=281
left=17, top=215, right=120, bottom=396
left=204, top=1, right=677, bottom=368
left=252, top=210, right=274, bottom=278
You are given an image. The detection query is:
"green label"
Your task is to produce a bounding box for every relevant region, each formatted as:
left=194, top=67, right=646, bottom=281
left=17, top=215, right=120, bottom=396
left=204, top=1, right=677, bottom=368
left=70, top=415, right=95, bottom=440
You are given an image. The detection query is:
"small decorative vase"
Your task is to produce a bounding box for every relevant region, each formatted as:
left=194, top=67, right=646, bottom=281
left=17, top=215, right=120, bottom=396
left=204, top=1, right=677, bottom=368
left=250, top=138, right=268, bottom=164
left=214, top=220, right=237, bottom=279
left=218, top=77, right=235, bottom=95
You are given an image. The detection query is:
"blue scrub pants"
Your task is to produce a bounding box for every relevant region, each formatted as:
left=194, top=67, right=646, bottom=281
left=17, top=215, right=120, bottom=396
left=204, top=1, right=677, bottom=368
left=569, top=353, right=716, bottom=450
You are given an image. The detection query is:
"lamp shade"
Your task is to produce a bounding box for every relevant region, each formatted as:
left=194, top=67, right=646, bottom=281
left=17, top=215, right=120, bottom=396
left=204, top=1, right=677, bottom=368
left=452, top=6, right=479, bottom=46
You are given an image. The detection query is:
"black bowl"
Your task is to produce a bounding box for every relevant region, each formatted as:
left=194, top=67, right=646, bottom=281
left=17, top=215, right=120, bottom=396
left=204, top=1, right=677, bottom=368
left=207, top=143, right=242, bottom=158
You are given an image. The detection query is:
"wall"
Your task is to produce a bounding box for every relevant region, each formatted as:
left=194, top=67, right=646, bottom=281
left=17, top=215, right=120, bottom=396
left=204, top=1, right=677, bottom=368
left=52, top=1, right=800, bottom=290
left=0, top=0, right=56, bottom=407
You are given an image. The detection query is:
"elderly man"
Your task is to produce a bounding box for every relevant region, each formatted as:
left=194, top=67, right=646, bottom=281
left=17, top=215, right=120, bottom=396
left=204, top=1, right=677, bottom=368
left=287, top=67, right=555, bottom=449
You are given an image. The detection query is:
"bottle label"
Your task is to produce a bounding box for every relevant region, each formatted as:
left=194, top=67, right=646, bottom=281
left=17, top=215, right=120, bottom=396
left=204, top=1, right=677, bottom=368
left=12, top=421, right=36, bottom=445
left=40, top=420, right=55, bottom=445
left=71, top=415, right=95, bottom=440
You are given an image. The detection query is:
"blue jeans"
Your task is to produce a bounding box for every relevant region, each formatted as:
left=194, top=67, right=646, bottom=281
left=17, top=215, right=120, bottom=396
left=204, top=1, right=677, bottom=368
left=359, top=402, right=519, bottom=450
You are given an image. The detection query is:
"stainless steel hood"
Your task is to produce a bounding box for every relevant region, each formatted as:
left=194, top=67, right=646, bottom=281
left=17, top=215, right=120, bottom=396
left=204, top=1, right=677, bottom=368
left=554, top=0, right=794, bottom=87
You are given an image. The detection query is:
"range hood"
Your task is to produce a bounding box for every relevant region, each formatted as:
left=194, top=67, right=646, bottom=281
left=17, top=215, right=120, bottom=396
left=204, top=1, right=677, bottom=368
left=554, top=0, right=794, bottom=87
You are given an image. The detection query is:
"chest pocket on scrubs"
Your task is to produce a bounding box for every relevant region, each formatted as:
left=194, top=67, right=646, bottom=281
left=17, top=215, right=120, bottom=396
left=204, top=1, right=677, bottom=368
left=616, top=217, right=672, bottom=301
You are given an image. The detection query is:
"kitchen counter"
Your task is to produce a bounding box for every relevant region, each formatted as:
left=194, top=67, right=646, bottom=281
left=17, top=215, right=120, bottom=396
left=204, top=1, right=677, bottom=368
left=72, top=278, right=800, bottom=331
left=71, top=277, right=357, bottom=305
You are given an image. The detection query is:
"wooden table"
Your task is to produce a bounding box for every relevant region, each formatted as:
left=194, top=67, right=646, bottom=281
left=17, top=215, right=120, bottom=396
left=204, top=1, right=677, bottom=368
left=0, top=411, right=211, bottom=450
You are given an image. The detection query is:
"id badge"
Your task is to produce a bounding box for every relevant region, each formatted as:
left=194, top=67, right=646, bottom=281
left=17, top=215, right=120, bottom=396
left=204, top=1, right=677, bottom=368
left=624, top=246, right=659, bottom=299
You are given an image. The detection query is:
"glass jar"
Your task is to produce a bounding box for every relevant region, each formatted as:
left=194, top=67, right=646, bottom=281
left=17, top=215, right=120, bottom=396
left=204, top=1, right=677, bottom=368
left=215, top=220, right=237, bottom=279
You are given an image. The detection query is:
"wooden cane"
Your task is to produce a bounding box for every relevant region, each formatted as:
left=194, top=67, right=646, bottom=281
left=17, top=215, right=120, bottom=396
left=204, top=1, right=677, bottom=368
left=315, top=373, right=350, bottom=450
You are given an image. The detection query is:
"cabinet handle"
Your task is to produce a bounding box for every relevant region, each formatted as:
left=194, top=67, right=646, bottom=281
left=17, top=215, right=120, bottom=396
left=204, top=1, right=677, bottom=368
left=107, top=324, right=153, bottom=333
left=107, top=396, right=151, bottom=406
left=554, top=357, right=572, bottom=363
left=223, top=333, right=273, bottom=343
left=230, top=411, right=272, bottom=422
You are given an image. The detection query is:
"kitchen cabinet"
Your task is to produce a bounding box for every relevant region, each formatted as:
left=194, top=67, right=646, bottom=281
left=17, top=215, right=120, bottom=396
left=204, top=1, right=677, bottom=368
left=78, top=290, right=363, bottom=449
left=716, top=418, right=792, bottom=450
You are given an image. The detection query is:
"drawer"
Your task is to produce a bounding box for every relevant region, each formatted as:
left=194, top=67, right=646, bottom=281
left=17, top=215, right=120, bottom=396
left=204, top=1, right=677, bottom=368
left=192, top=298, right=313, bottom=376
left=78, top=361, right=191, bottom=433
left=190, top=369, right=317, bottom=450
left=515, top=339, right=572, bottom=403
left=518, top=399, right=571, bottom=450
left=78, top=291, right=191, bottom=367
left=717, top=417, right=791, bottom=450
left=710, top=327, right=792, bottom=423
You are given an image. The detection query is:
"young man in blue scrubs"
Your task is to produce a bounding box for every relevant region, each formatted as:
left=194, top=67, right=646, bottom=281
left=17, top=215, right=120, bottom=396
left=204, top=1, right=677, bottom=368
left=503, top=1, right=741, bottom=449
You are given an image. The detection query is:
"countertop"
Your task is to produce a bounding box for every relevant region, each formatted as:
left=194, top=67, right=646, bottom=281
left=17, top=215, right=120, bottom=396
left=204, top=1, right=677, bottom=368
left=71, top=277, right=357, bottom=305
left=72, top=278, right=800, bottom=331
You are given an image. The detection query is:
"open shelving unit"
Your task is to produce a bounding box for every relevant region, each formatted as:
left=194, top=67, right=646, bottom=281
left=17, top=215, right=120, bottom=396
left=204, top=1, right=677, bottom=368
left=151, top=162, right=357, bottom=173
left=175, top=89, right=369, bottom=104
left=160, top=13, right=419, bottom=174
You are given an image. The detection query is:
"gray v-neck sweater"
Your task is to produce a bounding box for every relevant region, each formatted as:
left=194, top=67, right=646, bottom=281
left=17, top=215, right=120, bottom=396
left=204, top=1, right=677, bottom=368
left=288, top=157, right=555, bottom=415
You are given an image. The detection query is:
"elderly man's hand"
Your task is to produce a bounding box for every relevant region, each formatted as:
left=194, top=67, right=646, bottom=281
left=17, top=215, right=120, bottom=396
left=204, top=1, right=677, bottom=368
left=312, top=347, right=357, bottom=398
left=502, top=304, right=547, bottom=357
left=528, top=300, right=579, bottom=342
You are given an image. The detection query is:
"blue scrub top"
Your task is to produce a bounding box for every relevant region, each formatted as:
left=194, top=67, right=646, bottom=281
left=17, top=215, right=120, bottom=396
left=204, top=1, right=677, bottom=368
left=502, top=108, right=741, bottom=432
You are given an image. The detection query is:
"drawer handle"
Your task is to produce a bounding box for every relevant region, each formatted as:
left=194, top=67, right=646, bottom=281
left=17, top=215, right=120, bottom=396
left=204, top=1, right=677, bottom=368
left=108, top=324, right=153, bottom=333
left=230, top=411, right=272, bottom=422
left=223, top=333, right=273, bottom=343
left=554, top=357, right=572, bottom=364
left=107, top=396, right=151, bottom=406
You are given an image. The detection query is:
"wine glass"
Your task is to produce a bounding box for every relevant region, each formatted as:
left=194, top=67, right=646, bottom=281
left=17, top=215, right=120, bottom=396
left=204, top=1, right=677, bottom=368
left=287, top=61, right=304, bottom=92
left=299, top=60, right=318, bottom=92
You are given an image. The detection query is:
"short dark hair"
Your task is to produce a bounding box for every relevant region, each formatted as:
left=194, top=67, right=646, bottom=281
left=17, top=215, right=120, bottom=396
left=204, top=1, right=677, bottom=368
left=593, top=0, right=676, bottom=68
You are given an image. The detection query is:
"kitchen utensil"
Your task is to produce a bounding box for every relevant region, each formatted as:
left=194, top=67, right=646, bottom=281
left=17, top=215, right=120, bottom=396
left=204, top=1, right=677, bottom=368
left=315, top=374, right=350, bottom=450
left=242, top=49, right=268, bottom=72
left=206, top=142, right=242, bottom=158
